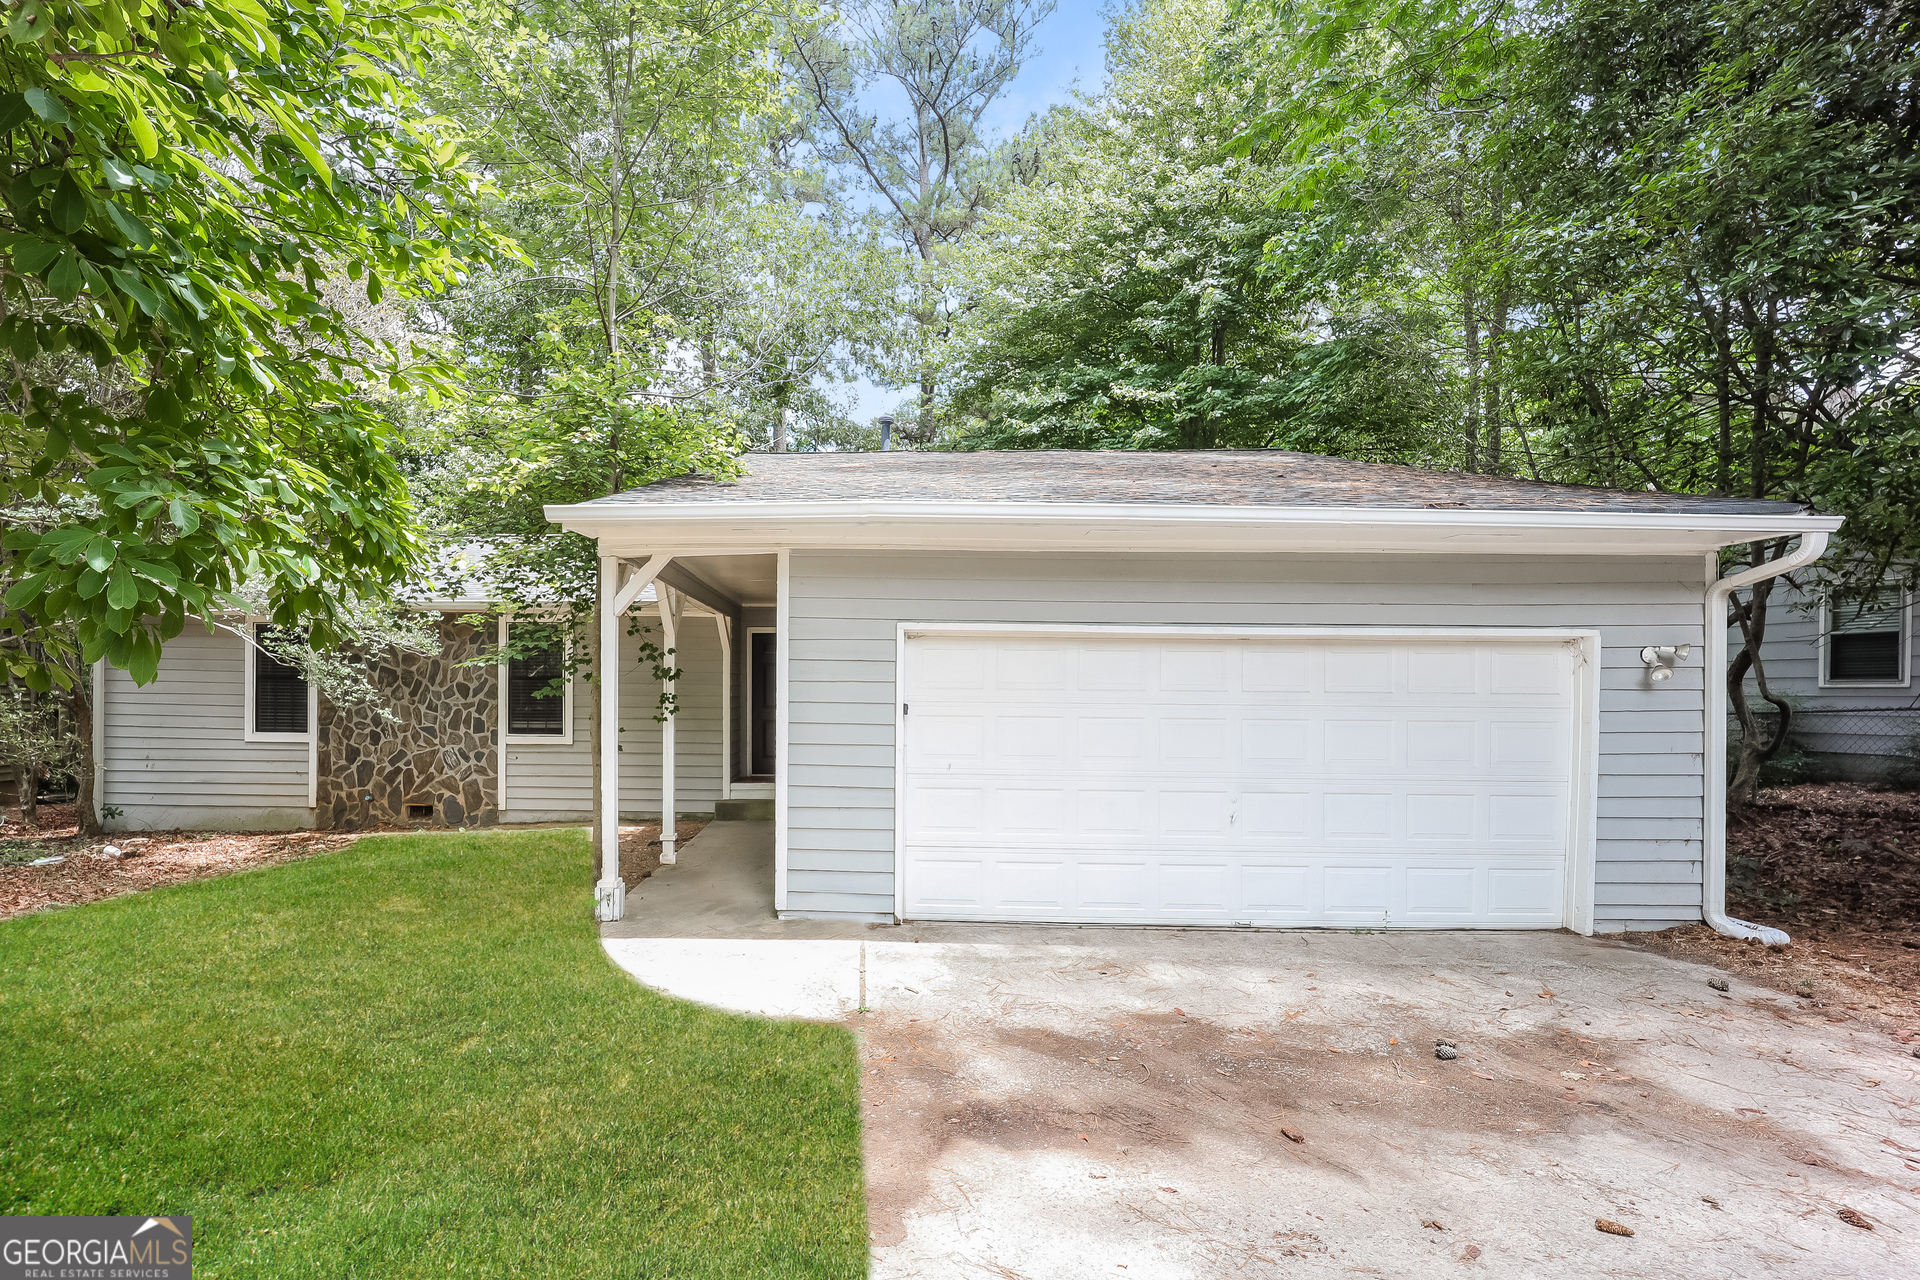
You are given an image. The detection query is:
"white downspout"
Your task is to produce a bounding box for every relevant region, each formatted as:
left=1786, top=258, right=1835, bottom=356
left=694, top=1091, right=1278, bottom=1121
left=659, top=585, right=681, bottom=865
left=598, top=553, right=671, bottom=922
left=1702, top=531, right=1830, bottom=945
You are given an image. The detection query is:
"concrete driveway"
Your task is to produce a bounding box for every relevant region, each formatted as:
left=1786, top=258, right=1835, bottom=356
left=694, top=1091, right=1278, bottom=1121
left=604, top=823, right=1920, bottom=1277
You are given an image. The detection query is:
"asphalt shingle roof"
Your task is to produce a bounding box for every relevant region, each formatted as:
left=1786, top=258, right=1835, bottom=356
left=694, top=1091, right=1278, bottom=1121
left=583, top=450, right=1809, bottom=516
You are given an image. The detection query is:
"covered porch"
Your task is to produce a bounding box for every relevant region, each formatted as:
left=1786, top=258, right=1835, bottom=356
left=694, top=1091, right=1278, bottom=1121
left=592, top=552, right=780, bottom=921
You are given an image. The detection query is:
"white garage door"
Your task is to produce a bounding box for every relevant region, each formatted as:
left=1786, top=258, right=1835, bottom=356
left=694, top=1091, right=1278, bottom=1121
left=900, top=631, right=1583, bottom=928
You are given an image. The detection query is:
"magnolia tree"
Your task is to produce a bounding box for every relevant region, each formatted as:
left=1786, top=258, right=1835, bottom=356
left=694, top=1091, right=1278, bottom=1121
left=0, top=0, right=511, bottom=833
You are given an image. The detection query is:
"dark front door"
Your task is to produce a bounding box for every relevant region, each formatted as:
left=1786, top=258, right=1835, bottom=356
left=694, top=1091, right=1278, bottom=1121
left=750, top=631, right=776, bottom=776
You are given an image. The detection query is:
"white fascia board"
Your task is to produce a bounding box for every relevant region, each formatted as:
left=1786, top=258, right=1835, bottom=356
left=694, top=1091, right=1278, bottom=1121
left=542, top=499, right=1843, bottom=557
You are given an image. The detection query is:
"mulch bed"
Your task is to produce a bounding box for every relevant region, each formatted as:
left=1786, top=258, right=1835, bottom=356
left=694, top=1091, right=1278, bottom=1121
left=619, top=820, right=710, bottom=887
left=1, top=804, right=361, bottom=920
left=1629, top=783, right=1920, bottom=1042
left=2, top=805, right=709, bottom=922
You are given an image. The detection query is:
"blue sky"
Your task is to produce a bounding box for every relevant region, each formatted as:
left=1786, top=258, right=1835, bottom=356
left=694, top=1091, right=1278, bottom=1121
left=844, top=2, right=1113, bottom=423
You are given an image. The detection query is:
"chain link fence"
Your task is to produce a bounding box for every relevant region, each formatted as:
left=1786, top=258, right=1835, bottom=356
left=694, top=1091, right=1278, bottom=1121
left=1732, top=705, right=1920, bottom=787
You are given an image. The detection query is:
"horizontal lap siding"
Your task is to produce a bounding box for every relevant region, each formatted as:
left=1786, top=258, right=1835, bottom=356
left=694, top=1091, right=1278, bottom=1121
left=786, top=550, right=1709, bottom=925
left=1738, top=580, right=1920, bottom=709
left=619, top=614, right=723, bottom=814
left=504, top=613, right=726, bottom=821
left=103, top=628, right=311, bottom=830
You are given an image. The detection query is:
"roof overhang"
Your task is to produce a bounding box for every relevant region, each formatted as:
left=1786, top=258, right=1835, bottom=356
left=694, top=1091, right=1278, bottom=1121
left=542, top=499, right=1844, bottom=558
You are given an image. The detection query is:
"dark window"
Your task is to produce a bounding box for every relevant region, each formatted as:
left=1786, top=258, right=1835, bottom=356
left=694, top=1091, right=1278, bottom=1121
left=1826, top=589, right=1905, bottom=682
left=750, top=631, right=776, bottom=775
left=253, top=626, right=309, bottom=734
left=507, top=637, right=566, bottom=736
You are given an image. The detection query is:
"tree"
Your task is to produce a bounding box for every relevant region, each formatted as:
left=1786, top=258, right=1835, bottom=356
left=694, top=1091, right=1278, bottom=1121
left=435, top=0, right=785, bottom=373
left=942, top=0, right=1445, bottom=457
left=420, top=0, right=785, bottom=853
left=788, top=0, right=1054, bottom=441
left=694, top=200, right=910, bottom=451
left=0, top=0, right=509, bottom=709
left=0, top=680, right=75, bottom=826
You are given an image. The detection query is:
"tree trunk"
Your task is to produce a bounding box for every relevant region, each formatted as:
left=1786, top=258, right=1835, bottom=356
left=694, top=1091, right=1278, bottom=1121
left=1714, top=296, right=1734, bottom=494
left=1483, top=293, right=1506, bottom=474
left=772, top=382, right=790, bottom=452
left=1745, top=292, right=1771, bottom=499
left=20, top=766, right=36, bottom=827
left=69, top=674, right=99, bottom=837
left=1726, top=572, right=1790, bottom=817
left=1462, top=285, right=1482, bottom=471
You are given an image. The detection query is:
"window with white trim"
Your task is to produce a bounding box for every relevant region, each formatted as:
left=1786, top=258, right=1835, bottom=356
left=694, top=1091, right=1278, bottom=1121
left=1823, top=586, right=1909, bottom=685
left=247, top=625, right=311, bottom=737
left=503, top=624, right=571, bottom=741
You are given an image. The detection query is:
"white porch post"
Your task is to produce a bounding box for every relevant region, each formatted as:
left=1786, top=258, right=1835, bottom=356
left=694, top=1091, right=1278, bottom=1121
left=597, top=552, right=673, bottom=922
left=596, top=555, right=625, bottom=919
left=659, top=585, right=681, bottom=864
left=716, top=614, right=733, bottom=802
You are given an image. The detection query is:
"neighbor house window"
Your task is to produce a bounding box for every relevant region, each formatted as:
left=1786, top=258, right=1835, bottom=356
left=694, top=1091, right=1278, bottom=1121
left=248, top=625, right=310, bottom=737
left=1824, top=586, right=1909, bottom=685
left=505, top=629, right=570, bottom=739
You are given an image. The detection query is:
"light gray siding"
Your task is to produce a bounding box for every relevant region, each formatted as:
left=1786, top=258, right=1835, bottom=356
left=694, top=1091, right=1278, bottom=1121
left=501, top=611, right=726, bottom=823
left=1734, top=578, right=1919, bottom=708
left=786, top=550, right=1712, bottom=929
left=1731, top=579, right=1920, bottom=774
left=102, top=626, right=313, bottom=831
left=106, top=610, right=727, bottom=830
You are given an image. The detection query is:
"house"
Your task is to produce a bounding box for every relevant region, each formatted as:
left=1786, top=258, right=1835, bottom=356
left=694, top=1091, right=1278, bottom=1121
left=98, top=449, right=1839, bottom=939
left=93, top=572, right=770, bottom=834
left=1728, top=574, right=1919, bottom=783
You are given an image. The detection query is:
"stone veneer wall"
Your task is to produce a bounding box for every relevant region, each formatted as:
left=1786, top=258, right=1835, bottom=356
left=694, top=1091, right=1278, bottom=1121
left=318, top=618, right=498, bottom=830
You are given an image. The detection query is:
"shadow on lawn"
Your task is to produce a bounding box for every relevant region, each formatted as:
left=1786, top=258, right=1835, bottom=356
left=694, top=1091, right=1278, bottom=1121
left=0, top=828, right=867, bottom=1279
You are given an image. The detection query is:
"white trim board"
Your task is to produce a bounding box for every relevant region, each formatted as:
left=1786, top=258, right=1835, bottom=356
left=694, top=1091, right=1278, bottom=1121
left=499, top=618, right=577, bottom=746
left=549, top=499, right=1841, bottom=559
left=1816, top=588, right=1913, bottom=689
left=891, top=623, right=1602, bottom=935
left=774, top=552, right=790, bottom=914
left=241, top=621, right=313, bottom=744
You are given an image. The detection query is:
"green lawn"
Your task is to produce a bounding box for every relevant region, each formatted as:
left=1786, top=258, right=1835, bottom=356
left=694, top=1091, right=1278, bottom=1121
left=0, top=830, right=867, bottom=1278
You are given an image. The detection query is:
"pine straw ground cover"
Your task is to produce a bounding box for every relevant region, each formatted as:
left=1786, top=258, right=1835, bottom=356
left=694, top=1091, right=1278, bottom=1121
left=0, top=810, right=704, bottom=922
left=1630, top=784, right=1920, bottom=1050
left=0, top=827, right=866, bottom=1278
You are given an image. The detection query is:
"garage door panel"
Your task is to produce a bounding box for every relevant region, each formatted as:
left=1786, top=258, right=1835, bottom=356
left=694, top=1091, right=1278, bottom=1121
left=1325, top=719, right=1395, bottom=766
left=1243, top=647, right=1310, bottom=691
left=1406, top=719, right=1478, bottom=770
left=1324, top=792, right=1392, bottom=839
left=1404, top=866, right=1477, bottom=917
left=989, top=857, right=1071, bottom=908
left=1079, top=646, right=1149, bottom=690
left=1239, top=790, right=1310, bottom=838
left=1241, top=863, right=1313, bottom=914
left=1409, top=648, right=1479, bottom=693
left=1488, top=867, right=1562, bottom=917
left=903, top=634, right=1578, bottom=928
left=1406, top=792, right=1477, bottom=840
left=1079, top=860, right=1153, bottom=910
left=1324, top=866, right=1393, bottom=914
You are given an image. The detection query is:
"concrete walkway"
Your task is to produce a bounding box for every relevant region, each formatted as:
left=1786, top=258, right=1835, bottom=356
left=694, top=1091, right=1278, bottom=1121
left=600, top=822, right=1920, bottom=1278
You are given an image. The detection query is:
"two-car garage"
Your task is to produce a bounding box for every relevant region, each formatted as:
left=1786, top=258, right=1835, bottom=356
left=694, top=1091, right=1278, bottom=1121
left=898, top=629, right=1595, bottom=930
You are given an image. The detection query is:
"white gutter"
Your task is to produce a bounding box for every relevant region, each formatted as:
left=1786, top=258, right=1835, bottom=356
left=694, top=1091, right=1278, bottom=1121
left=546, top=497, right=1841, bottom=538
left=1701, top=531, right=1831, bottom=946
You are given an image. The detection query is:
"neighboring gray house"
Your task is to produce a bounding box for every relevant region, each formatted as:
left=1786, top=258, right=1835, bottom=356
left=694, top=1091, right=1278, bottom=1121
left=98, top=449, right=1839, bottom=940
left=1729, top=575, right=1920, bottom=782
